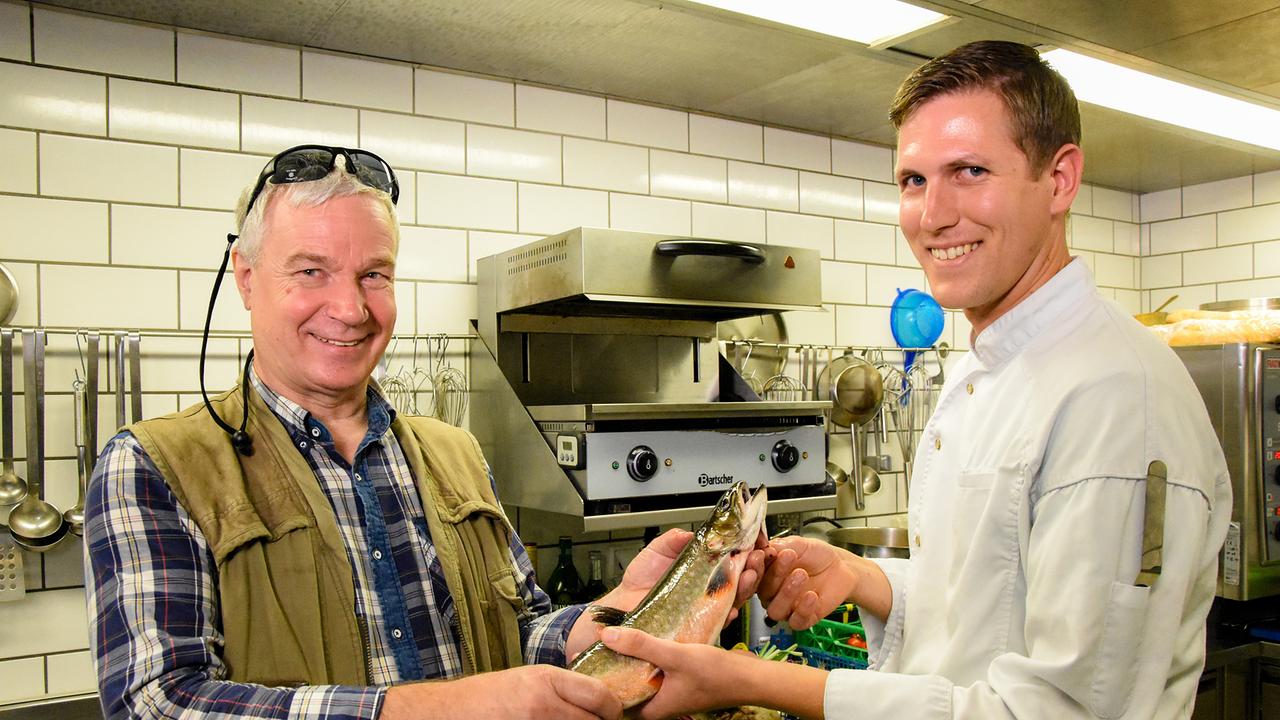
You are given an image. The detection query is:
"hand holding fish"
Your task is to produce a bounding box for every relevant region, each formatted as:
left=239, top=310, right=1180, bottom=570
left=598, top=628, right=827, bottom=720
left=757, top=537, right=893, bottom=630
left=380, top=664, right=622, bottom=720
left=612, top=528, right=768, bottom=620
left=570, top=483, right=769, bottom=711
left=566, top=524, right=768, bottom=661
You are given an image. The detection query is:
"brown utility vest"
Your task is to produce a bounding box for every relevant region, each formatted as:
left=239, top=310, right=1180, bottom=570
left=130, top=385, right=526, bottom=687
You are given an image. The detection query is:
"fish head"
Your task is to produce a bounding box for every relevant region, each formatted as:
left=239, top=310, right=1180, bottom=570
left=699, top=481, right=768, bottom=555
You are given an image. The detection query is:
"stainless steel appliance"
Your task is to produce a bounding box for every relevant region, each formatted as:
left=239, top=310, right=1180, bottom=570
left=1174, top=342, right=1280, bottom=600
left=471, top=227, right=831, bottom=531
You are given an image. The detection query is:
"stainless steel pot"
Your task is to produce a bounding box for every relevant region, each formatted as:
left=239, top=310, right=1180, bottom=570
left=827, top=526, right=909, bottom=559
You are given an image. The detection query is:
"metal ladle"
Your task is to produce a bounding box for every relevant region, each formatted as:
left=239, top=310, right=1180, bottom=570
left=64, top=333, right=99, bottom=537
left=823, top=355, right=883, bottom=512
left=0, top=330, right=27, bottom=506
left=9, top=330, right=68, bottom=552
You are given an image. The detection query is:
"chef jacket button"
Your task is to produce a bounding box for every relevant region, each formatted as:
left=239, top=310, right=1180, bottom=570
left=914, top=533, right=921, bottom=547
left=935, top=437, right=941, bottom=450
left=966, top=383, right=974, bottom=395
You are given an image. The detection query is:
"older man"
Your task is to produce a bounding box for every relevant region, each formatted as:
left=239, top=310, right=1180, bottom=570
left=85, top=145, right=731, bottom=720
left=602, top=41, right=1231, bottom=720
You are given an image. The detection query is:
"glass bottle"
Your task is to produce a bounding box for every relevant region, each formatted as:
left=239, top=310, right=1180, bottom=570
left=545, top=536, right=582, bottom=610
left=582, top=550, right=607, bottom=600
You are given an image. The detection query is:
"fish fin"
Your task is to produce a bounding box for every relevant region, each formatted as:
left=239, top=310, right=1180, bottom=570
left=588, top=605, right=628, bottom=626
left=706, top=564, right=730, bottom=595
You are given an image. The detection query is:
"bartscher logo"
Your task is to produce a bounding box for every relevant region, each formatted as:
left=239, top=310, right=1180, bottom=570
left=697, top=473, right=734, bottom=488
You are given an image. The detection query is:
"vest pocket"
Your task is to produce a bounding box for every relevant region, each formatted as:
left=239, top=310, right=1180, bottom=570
left=488, top=566, right=528, bottom=618
left=1089, top=581, right=1150, bottom=718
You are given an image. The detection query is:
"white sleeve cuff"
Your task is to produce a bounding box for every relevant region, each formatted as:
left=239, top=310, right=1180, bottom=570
left=862, top=557, right=909, bottom=670
left=825, top=668, right=952, bottom=720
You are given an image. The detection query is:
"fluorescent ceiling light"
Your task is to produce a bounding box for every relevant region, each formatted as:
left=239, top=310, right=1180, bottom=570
left=1042, top=48, right=1280, bottom=152
left=688, top=0, right=948, bottom=46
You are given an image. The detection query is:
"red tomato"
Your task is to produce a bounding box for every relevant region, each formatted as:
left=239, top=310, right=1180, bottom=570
left=846, top=635, right=867, bottom=649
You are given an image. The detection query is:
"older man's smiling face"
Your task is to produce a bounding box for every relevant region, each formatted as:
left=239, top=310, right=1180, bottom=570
left=234, top=192, right=397, bottom=410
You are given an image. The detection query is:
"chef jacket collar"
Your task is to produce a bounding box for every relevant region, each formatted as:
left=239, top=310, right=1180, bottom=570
left=970, top=256, right=1095, bottom=369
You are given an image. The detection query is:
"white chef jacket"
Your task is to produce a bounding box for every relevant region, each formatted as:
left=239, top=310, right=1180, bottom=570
left=827, top=259, right=1231, bottom=719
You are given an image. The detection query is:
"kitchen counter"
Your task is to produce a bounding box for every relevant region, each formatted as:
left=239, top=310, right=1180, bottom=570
left=1205, top=636, right=1280, bottom=671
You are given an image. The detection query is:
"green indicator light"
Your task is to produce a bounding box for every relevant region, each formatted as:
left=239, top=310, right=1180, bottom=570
left=612, top=461, right=620, bottom=470
left=758, top=453, right=766, bottom=462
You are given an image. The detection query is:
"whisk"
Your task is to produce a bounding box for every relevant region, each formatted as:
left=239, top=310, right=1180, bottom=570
left=380, top=337, right=431, bottom=415
left=733, top=341, right=764, bottom=396
left=429, top=334, right=468, bottom=427
left=762, top=345, right=805, bottom=401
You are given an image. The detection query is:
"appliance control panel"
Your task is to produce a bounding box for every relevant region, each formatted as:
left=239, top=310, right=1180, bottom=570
left=1263, top=348, right=1280, bottom=562
left=573, top=426, right=825, bottom=500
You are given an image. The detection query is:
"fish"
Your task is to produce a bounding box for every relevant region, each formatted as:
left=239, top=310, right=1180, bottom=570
left=570, top=481, right=768, bottom=711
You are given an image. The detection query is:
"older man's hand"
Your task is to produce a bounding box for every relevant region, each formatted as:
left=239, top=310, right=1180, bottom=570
left=381, top=665, right=621, bottom=720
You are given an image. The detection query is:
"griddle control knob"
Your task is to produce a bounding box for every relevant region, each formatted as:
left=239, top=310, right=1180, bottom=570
left=771, top=440, right=801, bottom=473
left=627, top=446, right=659, bottom=482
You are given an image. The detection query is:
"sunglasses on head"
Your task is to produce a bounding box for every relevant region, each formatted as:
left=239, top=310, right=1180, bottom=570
left=242, top=144, right=400, bottom=217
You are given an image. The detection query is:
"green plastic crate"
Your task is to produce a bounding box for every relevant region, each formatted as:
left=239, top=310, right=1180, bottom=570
left=794, top=617, right=868, bottom=666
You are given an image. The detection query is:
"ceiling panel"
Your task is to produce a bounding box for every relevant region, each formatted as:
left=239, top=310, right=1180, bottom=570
left=891, top=14, right=1044, bottom=61
left=40, top=0, right=345, bottom=45
left=1139, top=7, right=1280, bottom=98
left=34, top=0, right=1280, bottom=192
left=972, top=0, right=1277, bottom=53
left=1080, top=105, right=1280, bottom=191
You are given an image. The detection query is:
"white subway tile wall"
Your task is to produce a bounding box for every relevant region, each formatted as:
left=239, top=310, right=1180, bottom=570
left=358, top=111, right=465, bottom=173
left=563, top=138, right=648, bottom=193
left=516, top=85, right=605, bottom=139
left=4, top=4, right=1276, bottom=708
left=1138, top=175, right=1280, bottom=312
left=689, top=114, right=761, bottom=162
left=242, top=95, right=358, bottom=153
left=651, top=150, right=726, bottom=203
left=832, top=138, right=893, bottom=183
left=606, top=99, right=687, bottom=151
left=33, top=7, right=173, bottom=81
left=177, top=32, right=300, bottom=98
left=1258, top=170, right=1280, bottom=205
left=179, top=148, right=270, bottom=209
left=610, top=193, right=691, bottom=235
left=0, top=1, right=30, bottom=62
left=302, top=51, right=412, bottom=113
left=764, top=127, right=830, bottom=173
left=415, top=68, right=513, bottom=126
left=0, top=63, right=105, bottom=135
left=108, top=78, right=240, bottom=150
left=691, top=202, right=765, bottom=243
left=0, top=127, right=36, bottom=193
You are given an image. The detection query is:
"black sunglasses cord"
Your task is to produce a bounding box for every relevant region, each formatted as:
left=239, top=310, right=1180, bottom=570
left=198, top=232, right=255, bottom=456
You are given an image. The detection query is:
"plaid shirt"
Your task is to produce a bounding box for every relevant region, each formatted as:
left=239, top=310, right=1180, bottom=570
left=85, top=372, right=583, bottom=720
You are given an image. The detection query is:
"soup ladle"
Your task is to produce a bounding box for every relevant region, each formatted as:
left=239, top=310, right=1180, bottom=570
left=63, top=333, right=98, bottom=537
left=9, top=330, right=68, bottom=552
left=0, top=330, right=27, bottom=506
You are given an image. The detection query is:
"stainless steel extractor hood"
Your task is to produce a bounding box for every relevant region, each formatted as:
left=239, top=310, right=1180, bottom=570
left=470, top=227, right=833, bottom=531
